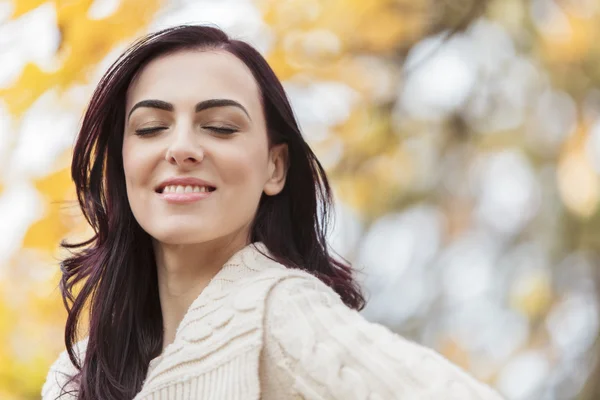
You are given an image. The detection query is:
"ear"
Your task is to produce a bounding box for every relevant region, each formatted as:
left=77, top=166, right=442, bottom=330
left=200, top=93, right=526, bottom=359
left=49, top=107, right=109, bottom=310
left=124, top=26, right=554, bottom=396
left=263, top=143, right=289, bottom=196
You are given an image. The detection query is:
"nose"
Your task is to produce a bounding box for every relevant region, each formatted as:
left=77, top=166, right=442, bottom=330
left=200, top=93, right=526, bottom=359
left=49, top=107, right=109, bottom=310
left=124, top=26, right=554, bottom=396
left=165, top=126, right=204, bottom=167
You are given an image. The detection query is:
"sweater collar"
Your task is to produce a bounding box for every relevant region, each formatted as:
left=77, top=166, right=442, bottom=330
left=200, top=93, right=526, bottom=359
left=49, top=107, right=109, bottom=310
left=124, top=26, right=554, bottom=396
left=185, top=241, right=272, bottom=304
left=147, top=241, right=272, bottom=372
left=178, top=240, right=273, bottom=326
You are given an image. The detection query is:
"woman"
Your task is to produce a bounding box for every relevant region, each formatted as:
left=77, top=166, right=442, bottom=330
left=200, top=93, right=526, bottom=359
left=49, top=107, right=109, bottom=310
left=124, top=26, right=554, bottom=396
left=42, top=25, right=504, bottom=400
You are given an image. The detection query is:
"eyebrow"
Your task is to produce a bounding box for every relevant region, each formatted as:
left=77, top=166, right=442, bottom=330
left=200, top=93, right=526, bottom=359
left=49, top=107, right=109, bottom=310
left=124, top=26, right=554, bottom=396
left=127, top=98, right=251, bottom=121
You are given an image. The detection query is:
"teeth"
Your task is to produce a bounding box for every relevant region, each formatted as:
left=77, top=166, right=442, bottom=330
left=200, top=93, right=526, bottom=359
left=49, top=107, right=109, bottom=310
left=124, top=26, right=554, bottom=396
left=163, top=185, right=212, bottom=193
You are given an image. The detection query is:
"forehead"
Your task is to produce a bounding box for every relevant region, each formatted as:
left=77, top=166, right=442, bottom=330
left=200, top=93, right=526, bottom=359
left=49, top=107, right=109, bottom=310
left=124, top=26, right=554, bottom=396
left=126, top=49, right=262, bottom=110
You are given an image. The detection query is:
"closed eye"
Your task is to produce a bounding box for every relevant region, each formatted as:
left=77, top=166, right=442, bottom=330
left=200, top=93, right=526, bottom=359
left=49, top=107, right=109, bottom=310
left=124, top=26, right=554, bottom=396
left=205, top=126, right=238, bottom=134
left=135, top=126, right=168, bottom=136
left=134, top=126, right=238, bottom=136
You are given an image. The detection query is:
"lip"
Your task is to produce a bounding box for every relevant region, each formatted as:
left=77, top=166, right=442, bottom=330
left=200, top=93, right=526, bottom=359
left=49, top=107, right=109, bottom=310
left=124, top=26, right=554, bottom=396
left=158, top=190, right=213, bottom=204
left=155, top=176, right=217, bottom=204
left=155, top=176, right=217, bottom=193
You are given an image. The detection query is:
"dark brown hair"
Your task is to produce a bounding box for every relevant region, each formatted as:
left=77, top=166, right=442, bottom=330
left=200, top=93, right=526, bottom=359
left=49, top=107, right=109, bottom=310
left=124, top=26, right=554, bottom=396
left=59, top=24, right=364, bottom=399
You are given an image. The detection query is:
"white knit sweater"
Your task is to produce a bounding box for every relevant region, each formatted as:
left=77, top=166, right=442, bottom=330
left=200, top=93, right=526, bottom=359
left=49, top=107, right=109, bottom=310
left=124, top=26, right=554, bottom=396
left=42, top=242, right=504, bottom=400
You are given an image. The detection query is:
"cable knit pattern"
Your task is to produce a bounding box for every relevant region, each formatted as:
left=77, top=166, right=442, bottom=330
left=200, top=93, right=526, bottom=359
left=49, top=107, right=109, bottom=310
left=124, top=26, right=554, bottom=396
left=261, top=277, right=505, bottom=400
left=41, top=338, right=86, bottom=400
left=42, top=242, right=504, bottom=399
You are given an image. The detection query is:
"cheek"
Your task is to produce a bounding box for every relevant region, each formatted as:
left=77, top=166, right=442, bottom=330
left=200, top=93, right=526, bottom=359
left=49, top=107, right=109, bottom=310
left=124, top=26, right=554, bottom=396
left=122, top=138, right=134, bottom=173
left=219, top=145, right=267, bottom=188
left=122, top=139, right=151, bottom=187
left=121, top=140, right=155, bottom=228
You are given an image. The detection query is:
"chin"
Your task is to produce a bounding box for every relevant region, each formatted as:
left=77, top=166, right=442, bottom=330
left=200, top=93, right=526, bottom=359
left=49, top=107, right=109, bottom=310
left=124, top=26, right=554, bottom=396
left=147, top=222, right=213, bottom=245
left=153, top=230, right=206, bottom=245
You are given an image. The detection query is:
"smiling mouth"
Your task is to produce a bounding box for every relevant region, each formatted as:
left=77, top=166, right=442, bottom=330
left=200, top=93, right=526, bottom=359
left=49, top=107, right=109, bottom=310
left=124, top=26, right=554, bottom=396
left=155, top=185, right=216, bottom=204
left=155, top=185, right=217, bottom=194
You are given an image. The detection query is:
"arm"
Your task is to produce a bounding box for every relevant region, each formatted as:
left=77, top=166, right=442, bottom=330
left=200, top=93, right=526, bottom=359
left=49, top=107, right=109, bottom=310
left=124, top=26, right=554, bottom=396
left=262, top=276, right=505, bottom=400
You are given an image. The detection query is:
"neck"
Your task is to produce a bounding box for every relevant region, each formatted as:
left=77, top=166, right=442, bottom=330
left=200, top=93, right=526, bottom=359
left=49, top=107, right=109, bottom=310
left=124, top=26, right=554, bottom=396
left=153, top=234, right=250, bottom=350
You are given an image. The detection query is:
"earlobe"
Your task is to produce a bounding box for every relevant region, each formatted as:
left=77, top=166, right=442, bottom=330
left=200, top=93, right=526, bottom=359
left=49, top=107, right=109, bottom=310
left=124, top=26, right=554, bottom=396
left=263, top=143, right=289, bottom=196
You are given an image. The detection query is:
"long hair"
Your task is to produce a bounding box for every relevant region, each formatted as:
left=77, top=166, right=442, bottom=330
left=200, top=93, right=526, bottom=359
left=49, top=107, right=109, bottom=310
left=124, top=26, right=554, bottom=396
left=59, top=24, right=365, bottom=399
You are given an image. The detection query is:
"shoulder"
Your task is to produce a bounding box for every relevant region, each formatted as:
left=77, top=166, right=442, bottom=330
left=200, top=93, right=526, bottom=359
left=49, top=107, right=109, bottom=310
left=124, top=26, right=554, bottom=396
left=261, top=270, right=345, bottom=335
left=233, top=255, right=332, bottom=318
left=260, top=277, right=505, bottom=400
left=266, top=270, right=341, bottom=302
left=41, top=338, right=87, bottom=400
left=222, top=246, right=322, bottom=303
left=229, top=245, right=347, bottom=330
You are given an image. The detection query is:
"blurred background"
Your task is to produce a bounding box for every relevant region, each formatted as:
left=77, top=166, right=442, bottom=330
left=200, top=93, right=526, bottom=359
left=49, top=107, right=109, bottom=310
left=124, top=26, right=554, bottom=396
left=1, top=0, right=599, bottom=399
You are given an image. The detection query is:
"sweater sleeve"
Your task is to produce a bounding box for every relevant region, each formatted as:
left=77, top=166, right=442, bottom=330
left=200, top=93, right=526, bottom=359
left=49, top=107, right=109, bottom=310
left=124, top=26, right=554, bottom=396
left=41, top=340, right=86, bottom=400
left=262, top=276, right=505, bottom=400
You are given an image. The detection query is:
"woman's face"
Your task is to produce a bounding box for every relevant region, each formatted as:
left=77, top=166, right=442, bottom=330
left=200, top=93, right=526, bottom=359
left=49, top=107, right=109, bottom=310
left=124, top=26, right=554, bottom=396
left=122, top=49, right=287, bottom=246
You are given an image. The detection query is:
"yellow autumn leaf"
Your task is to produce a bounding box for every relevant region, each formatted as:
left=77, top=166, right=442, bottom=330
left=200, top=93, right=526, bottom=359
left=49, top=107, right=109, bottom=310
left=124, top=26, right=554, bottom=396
left=1, top=0, right=162, bottom=117
left=0, top=63, right=56, bottom=116
left=262, top=0, right=427, bottom=61
left=510, top=270, right=553, bottom=319
left=335, top=107, right=396, bottom=159
left=557, top=125, right=599, bottom=218
left=22, top=166, right=76, bottom=251
left=34, top=163, right=73, bottom=199
left=266, top=46, right=303, bottom=81
left=334, top=149, right=412, bottom=218
left=260, top=0, right=321, bottom=30
left=351, top=3, right=428, bottom=52
left=540, top=11, right=597, bottom=64
left=55, top=0, right=162, bottom=86
left=8, top=0, right=48, bottom=19
left=22, top=206, right=73, bottom=252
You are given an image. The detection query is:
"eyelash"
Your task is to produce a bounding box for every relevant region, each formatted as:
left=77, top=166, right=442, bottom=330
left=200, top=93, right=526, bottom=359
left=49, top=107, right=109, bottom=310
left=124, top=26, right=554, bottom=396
left=134, top=127, right=167, bottom=136
left=206, top=126, right=237, bottom=135
left=134, top=126, right=238, bottom=136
